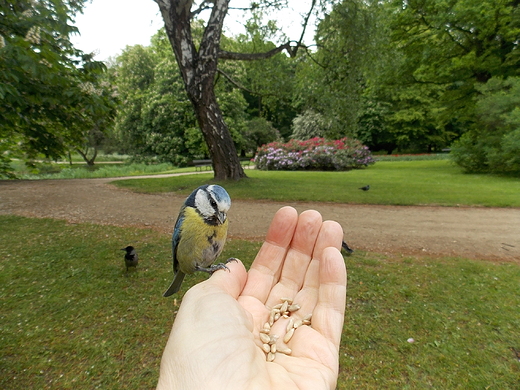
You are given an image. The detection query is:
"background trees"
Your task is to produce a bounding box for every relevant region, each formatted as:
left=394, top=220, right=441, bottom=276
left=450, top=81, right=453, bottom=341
left=2, top=0, right=519, bottom=177
left=0, top=0, right=113, bottom=176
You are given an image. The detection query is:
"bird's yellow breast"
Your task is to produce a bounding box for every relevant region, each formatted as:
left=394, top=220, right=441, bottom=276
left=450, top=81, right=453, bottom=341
left=176, top=207, right=228, bottom=274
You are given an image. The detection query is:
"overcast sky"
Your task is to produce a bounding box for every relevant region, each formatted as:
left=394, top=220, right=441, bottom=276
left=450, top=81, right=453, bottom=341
left=71, top=0, right=316, bottom=62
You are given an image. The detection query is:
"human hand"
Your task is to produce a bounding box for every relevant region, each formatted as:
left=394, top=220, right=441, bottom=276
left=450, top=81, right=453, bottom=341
left=157, top=206, right=347, bottom=390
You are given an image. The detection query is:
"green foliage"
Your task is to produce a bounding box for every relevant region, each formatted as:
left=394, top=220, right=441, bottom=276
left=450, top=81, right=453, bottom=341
left=451, top=77, right=520, bottom=174
left=114, top=29, right=252, bottom=164
left=224, top=16, right=298, bottom=139
left=295, top=0, right=383, bottom=140
left=241, top=117, right=281, bottom=155
left=290, top=110, right=329, bottom=140
left=372, top=0, right=520, bottom=154
left=0, top=0, right=112, bottom=176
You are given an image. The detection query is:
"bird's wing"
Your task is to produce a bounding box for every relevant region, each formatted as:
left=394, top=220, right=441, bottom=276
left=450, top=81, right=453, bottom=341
left=171, top=207, right=186, bottom=273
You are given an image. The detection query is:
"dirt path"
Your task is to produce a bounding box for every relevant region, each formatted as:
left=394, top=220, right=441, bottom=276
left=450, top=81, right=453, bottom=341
left=1, top=176, right=519, bottom=262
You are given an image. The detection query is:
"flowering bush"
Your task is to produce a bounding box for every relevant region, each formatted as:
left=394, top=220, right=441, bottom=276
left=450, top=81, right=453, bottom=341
left=254, top=137, right=375, bottom=171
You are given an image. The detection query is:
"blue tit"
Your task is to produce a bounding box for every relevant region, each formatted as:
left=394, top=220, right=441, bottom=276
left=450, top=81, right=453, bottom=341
left=163, top=184, right=232, bottom=297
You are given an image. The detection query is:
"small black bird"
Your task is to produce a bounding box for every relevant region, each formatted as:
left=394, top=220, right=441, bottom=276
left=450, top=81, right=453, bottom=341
left=121, top=246, right=138, bottom=271
left=342, top=241, right=354, bottom=254
left=359, top=185, right=370, bottom=191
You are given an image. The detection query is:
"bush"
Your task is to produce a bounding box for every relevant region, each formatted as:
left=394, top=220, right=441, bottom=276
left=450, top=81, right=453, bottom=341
left=290, top=110, right=329, bottom=140
left=450, top=77, right=520, bottom=175
left=254, top=137, right=374, bottom=171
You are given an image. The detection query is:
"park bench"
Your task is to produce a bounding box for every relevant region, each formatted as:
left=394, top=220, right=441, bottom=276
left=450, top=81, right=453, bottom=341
left=191, top=158, right=252, bottom=171
left=192, top=159, right=213, bottom=171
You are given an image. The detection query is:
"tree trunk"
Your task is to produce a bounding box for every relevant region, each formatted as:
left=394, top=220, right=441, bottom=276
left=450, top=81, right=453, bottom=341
left=193, top=88, right=245, bottom=180
left=155, top=0, right=246, bottom=180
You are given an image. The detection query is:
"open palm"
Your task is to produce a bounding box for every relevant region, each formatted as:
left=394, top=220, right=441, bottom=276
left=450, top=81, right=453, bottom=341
left=157, top=207, right=347, bottom=390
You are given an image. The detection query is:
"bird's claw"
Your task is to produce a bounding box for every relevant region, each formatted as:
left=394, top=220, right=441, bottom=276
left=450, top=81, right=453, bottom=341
left=196, top=258, right=238, bottom=274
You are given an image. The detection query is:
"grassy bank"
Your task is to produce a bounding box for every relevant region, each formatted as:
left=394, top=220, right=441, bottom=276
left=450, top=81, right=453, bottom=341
left=1, top=216, right=518, bottom=389
left=114, top=160, right=520, bottom=207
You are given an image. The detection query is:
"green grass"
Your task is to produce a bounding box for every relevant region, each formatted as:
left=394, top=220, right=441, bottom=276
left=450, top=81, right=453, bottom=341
left=15, top=162, right=186, bottom=179
left=1, top=216, right=519, bottom=388
left=113, top=160, right=520, bottom=207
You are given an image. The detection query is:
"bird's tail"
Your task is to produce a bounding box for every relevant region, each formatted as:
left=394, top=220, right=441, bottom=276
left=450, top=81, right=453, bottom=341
left=341, top=240, right=354, bottom=254
left=163, top=271, right=186, bottom=297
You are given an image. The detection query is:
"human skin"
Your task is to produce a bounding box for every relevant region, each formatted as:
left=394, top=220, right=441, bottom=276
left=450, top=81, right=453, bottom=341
left=157, top=206, right=347, bottom=390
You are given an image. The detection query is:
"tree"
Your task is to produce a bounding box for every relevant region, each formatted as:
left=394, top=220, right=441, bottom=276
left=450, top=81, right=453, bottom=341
left=0, top=0, right=107, bottom=176
left=73, top=72, right=119, bottom=166
left=153, top=0, right=313, bottom=180
left=385, top=0, right=520, bottom=151
left=113, top=28, right=250, bottom=165
left=451, top=77, right=520, bottom=174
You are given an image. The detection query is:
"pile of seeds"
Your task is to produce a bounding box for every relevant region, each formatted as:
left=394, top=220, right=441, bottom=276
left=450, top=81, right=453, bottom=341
left=259, top=297, right=312, bottom=362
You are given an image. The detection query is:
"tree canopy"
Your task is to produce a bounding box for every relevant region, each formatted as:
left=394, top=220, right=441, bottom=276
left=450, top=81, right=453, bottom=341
left=3, top=0, right=519, bottom=176
left=0, top=0, right=112, bottom=176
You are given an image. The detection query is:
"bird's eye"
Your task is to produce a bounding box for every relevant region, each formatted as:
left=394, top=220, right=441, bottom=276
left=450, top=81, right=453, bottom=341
left=209, top=198, right=217, bottom=209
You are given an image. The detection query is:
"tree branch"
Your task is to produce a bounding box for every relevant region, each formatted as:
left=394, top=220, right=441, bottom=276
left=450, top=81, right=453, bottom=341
left=216, top=68, right=280, bottom=98
left=296, top=0, right=317, bottom=49
left=219, top=41, right=305, bottom=60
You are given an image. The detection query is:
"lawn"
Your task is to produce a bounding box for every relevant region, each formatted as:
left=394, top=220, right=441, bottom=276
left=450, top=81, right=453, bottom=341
left=1, top=216, right=519, bottom=389
left=113, top=160, right=520, bottom=207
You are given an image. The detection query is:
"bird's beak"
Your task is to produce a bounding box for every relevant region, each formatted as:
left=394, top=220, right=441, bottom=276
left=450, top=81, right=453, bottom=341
left=217, top=212, right=227, bottom=225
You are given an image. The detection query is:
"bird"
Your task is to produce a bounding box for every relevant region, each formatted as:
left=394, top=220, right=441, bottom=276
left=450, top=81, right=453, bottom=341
left=359, top=185, right=370, bottom=191
left=163, top=184, right=232, bottom=297
left=341, top=240, right=354, bottom=254
left=121, top=246, right=138, bottom=271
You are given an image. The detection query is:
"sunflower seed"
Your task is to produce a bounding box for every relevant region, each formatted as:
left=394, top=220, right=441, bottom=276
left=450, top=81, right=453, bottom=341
left=303, top=319, right=311, bottom=326
left=260, top=332, right=270, bottom=344
left=262, top=343, right=271, bottom=353
left=283, top=327, right=295, bottom=343
left=267, top=352, right=275, bottom=362
left=277, top=346, right=292, bottom=355
left=270, top=344, right=277, bottom=353
left=273, top=303, right=283, bottom=310
left=303, top=313, right=312, bottom=321
left=286, top=318, right=294, bottom=332
left=270, top=334, right=279, bottom=344
left=269, top=311, right=275, bottom=326
left=281, top=297, right=293, bottom=304
left=288, top=304, right=301, bottom=312
left=293, top=319, right=303, bottom=329
left=280, top=300, right=289, bottom=314
left=263, top=322, right=271, bottom=331
left=274, top=312, right=280, bottom=321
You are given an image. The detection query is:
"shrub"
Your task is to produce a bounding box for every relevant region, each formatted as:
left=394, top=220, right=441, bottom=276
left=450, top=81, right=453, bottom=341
left=254, top=137, right=375, bottom=171
left=450, top=77, right=520, bottom=175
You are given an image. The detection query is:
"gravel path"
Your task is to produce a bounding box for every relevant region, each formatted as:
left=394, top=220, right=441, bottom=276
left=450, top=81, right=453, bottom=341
left=1, top=176, right=519, bottom=262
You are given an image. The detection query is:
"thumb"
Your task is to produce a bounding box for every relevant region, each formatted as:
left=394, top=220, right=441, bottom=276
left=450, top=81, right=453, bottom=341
left=203, top=258, right=248, bottom=299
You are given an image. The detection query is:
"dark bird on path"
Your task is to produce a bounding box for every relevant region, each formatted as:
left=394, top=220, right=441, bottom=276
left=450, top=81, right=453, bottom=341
left=359, top=185, right=370, bottom=191
left=342, top=241, right=354, bottom=254
left=121, top=246, right=138, bottom=271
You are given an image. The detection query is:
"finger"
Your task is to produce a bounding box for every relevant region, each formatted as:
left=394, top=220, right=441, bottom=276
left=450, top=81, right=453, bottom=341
left=241, top=206, right=298, bottom=302
left=291, top=220, right=344, bottom=316
left=204, top=258, right=248, bottom=299
left=311, top=246, right=347, bottom=348
left=267, top=210, right=323, bottom=304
